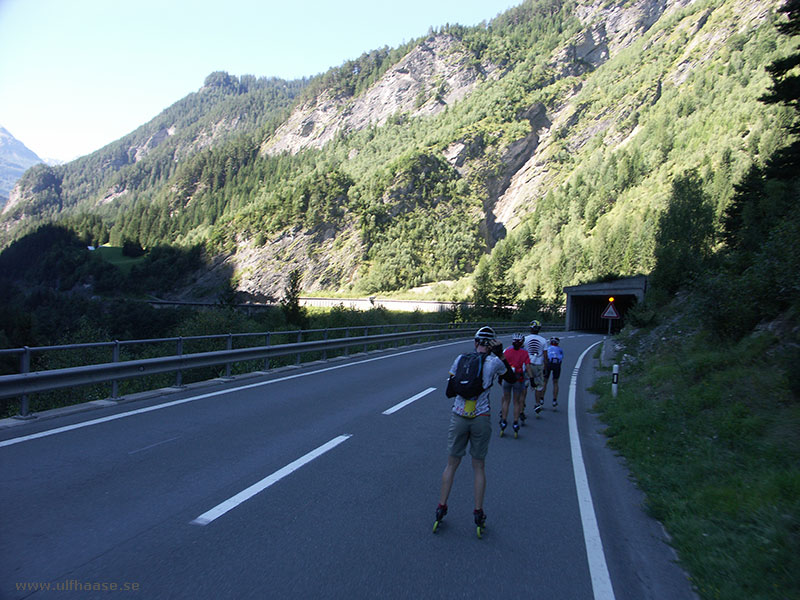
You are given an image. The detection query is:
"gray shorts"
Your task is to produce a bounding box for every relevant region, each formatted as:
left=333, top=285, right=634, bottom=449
left=502, top=379, right=527, bottom=393
left=447, top=413, right=491, bottom=460
left=530, top=363, right=544, bottom=391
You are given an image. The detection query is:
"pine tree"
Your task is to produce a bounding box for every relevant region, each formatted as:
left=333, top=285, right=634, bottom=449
left=281, top=268, right=307, bottom=327
left=651, top=171, right=715, bottom=295
left=760, top=0, right=800, bottom=173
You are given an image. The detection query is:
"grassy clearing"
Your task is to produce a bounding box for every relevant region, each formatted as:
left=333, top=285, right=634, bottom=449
left=591, top=323, right=799, bottom=600
left=94, top=245, right=146, bottom=275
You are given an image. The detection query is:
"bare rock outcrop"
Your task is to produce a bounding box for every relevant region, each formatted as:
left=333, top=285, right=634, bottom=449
left=234, top=225, right=363, bottom=299
left=489, top=0, right=702, bottom=235
left=262, top=34, right=495, bottom=156
left=133, top=126, right=175, bottom=162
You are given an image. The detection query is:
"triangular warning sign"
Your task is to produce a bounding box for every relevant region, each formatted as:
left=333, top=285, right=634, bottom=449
left=601, top=303, right=620, bottom=319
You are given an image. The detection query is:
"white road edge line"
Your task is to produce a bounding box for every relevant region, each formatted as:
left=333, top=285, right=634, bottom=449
left=382, top=387, right=436, bottom=415
left=569, top=340, right=616, bottom=600
left=0, top=339, right=470, bottom=449
left=191, top=434, right=352, bottom=526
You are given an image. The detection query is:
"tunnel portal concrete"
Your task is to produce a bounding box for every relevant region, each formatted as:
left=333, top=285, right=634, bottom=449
left=564, top=276, right=647, bottom=332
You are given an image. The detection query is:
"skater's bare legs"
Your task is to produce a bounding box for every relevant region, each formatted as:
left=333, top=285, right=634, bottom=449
left=552, top=379, right=560, bottom=403
left=472, top=458, right=486, bottom=510
left=439, top=455, right=461, bottom=505
left=500, top=389, right=511, bottom=422
left=512, top=388, right=524, bottom=422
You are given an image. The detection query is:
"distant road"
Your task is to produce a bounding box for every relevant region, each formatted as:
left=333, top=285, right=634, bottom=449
left=146, top=296, right=463, bottom=313
left=299, top=296, right=460, bottom=312
left=0, top=332, right=695, bottom=599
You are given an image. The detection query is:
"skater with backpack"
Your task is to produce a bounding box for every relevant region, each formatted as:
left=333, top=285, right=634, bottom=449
left=434, top=326, right=516, bottom=538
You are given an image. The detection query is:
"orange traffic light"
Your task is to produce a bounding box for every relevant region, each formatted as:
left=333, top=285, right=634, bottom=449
left=608, top=296, right=615, bottom=302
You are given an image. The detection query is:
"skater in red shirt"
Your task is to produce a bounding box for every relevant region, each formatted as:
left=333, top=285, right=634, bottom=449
left=499, top=333, right=533, bottom=438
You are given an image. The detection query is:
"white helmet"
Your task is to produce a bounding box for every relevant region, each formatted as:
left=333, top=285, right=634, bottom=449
left=474, top=326, right=496, bottom=346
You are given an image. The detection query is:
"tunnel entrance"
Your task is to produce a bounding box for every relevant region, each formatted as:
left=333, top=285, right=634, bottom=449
left=563, top=276, right=647, bottom=332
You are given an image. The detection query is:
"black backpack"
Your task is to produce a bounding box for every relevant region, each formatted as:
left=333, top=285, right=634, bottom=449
left=446, top=352, right=488, bottom=399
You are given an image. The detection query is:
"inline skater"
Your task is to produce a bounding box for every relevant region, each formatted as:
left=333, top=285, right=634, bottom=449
left=543, top=337, right=564, bottom=408
left=434, top=326, right=515, bottom=538
left=523, top=320, right=548, bottom=415
left=499, top=333, right=532, bottom=438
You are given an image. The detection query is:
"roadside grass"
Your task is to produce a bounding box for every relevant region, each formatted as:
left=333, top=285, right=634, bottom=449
left=591, top=329, right=799, bottom=600
left=94, top=245, right=146, bottom=275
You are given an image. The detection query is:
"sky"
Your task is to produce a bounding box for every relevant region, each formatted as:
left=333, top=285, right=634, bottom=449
left=0, top=0, right=520, bottom=162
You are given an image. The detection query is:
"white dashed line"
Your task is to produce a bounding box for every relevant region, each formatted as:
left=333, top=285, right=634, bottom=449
left=382, top=387, right=436, bottom=415
left=191, top=434, right=352, bottom=526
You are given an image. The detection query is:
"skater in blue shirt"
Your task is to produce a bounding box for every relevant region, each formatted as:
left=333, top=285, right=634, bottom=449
left=543, top=337, right=564, bottom=408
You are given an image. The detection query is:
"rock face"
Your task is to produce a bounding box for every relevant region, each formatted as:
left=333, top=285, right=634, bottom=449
left=177, top=224, right=364, bottom=302
left=574, top=0, right=695, bottom=54
left=263, top=34, right=496, bottom=156
left=488, top=0, right=755, bottom=235
left=233, top=225, right=363, bottom=299
left=133, top=126, right=176, bottom=163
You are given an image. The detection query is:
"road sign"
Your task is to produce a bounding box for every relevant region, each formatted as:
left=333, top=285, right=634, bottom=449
left=601, top=303, right=620, bottom=319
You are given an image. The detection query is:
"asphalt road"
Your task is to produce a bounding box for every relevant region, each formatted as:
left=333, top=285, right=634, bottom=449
left=0, top=333, right=697, bottom=599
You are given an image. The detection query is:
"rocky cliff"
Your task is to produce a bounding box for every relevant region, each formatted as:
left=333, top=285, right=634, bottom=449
left=263, top=34, right=498, bottom=156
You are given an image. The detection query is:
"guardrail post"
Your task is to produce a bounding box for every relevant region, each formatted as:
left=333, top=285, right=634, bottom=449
left=17, top=346, right=32, bottom=419
left=344, top=328, right=349, bottom=357
left=264, top=333, right=270, bottom=371
left=111, top=340, right=120, bottom=399
left=296, top=330, right=302, bottom=365
left=364, top=327, right=368, bottom=353
left=176, top=337, right=183, bottom=387
left=323, top=329, right=328, bottom=360
left=225, top=334, right=233, bottom=378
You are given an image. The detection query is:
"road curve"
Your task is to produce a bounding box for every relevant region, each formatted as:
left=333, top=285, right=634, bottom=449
left=0, top=333, right=696, bottom=599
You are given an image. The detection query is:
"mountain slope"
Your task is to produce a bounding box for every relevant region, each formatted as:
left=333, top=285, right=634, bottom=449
left=0, top=126, right=43, bottom=207
left=1, top=0, right=790, bottom=303
left=2, top=73, right=307, bottom=230
left=263, top=34, right=501, bottom=156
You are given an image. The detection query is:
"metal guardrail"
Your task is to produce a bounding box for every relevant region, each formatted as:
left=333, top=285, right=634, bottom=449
left=0, top=323, right=548, bottom=418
